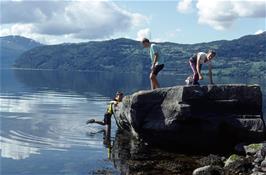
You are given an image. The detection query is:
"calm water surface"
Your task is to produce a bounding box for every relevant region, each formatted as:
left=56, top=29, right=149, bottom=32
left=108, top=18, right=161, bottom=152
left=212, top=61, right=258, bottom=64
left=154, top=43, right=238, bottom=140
left=1, top=69, right=265, bottom=175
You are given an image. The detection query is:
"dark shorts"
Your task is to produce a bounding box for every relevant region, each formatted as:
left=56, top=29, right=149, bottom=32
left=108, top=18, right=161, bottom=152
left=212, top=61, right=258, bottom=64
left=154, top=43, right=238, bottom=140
left=152, top=64, right=164, bottom=76
left=104, top=113, right=111, bottom=125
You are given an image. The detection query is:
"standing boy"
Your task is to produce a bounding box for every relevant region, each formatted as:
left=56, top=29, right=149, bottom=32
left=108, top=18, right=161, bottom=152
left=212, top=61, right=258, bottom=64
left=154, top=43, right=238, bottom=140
left=142, top=38, right=164, bottom=90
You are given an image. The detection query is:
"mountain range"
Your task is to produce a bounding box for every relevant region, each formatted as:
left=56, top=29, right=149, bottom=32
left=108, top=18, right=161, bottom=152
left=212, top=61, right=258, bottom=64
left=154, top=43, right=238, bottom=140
left=0, top=35, right=42, bottom=68
left=1, top=32, right=265, bottom=76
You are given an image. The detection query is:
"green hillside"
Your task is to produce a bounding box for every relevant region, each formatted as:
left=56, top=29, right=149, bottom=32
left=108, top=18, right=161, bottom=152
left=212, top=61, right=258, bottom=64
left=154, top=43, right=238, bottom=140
left=14, top=32, right=266, bottom=76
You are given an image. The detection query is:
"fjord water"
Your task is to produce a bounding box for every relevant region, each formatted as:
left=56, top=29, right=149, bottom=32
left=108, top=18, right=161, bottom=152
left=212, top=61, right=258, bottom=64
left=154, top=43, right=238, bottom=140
left=1, top=69, right=265, bottom=175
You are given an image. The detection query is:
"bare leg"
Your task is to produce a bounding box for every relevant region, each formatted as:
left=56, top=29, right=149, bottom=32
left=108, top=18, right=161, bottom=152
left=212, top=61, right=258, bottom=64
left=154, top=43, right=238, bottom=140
left=103, top=124, right=112, bottom=159
left=105, top=124, right=111, bottom=137
left=94, top=120, right=106, bottom=125
left=149, top=72, right=154, bottom=89
left=87, top=119, right=106, bottom=125
left=150, top=73, right=160, bottom=89
left=153, top=76, right=160, bottom=89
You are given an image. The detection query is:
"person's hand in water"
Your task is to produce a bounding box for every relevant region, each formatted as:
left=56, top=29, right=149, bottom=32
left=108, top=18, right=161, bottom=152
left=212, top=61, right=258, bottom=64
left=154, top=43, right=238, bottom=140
left=199, top=74, right=203, bottom=80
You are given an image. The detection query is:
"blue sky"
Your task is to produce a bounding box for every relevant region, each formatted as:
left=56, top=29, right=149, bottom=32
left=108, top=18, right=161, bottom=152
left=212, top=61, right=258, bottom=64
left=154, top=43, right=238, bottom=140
left=0, top=0, right=265, bottom=44
left=116, top=1, right=266, bottom=43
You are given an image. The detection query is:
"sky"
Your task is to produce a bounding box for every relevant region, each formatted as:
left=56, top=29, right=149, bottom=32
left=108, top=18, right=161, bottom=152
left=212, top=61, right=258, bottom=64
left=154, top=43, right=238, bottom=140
left=0, top=0, right=265, bottom=44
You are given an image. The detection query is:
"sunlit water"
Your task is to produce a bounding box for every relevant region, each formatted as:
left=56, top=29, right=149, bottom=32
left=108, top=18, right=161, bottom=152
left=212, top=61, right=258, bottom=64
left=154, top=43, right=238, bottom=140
left=1, top=69, right=265, bottom=175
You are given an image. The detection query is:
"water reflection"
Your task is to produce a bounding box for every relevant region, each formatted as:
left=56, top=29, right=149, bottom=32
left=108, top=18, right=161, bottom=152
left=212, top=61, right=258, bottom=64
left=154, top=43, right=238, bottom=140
left=0, top=90, right=105, bottom=160
left=0, top=136, right=40, bottom=160
left=13, top=70, right=148, bottom=97
left=111, top=130, right=201, bottom=175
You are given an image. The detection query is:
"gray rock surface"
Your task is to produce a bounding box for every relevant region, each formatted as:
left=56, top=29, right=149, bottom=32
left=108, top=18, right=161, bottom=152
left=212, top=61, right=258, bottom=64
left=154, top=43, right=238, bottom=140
left=192, top=165, right=224, bottom=175
left=113, top=84, right=265, bottom=148
left=191, top=143, right=266, bottom=175
left=197, top=154, right=224, bottom=167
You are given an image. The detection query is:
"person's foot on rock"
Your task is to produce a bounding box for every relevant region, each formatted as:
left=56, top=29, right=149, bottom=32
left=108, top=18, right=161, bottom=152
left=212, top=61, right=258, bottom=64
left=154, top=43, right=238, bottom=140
left=86, top=119, right=95, bottom=124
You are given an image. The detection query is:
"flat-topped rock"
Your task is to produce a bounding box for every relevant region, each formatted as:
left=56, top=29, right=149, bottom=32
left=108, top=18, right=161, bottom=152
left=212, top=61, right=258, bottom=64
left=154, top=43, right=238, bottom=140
left=113, top=84, right=265, bottom=150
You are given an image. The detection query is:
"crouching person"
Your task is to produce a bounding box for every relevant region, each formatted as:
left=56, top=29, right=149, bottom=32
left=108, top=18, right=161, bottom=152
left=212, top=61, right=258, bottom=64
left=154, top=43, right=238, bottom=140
left=189, top=50, right=216, bottom=85
left=86, top=91, right=124, bottom=131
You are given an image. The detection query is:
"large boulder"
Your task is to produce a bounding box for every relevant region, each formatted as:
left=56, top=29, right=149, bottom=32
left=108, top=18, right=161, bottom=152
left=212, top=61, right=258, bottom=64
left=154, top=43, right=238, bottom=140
left=113, top=84, right=265, bottom=150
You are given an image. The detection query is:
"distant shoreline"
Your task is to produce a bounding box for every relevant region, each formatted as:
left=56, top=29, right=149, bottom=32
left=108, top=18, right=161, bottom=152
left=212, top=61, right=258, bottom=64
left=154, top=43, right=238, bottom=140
left=1, top=68, right=266, bottom=78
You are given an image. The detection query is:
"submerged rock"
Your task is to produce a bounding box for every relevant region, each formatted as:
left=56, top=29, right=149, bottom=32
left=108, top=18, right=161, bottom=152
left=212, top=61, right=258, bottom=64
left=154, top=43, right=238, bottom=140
left=113, top=84, right=265, bottom=150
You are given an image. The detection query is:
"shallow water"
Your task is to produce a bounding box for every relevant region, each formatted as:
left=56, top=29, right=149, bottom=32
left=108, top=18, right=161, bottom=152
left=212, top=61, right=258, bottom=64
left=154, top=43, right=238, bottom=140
left=0, top=69, right=265, bottom=174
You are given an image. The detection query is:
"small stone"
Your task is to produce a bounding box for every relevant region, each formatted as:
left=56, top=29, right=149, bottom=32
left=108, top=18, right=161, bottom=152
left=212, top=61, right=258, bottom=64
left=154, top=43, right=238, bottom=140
left=254, top=164, right=260, bottom=169
left=193, top=165, right=224, bottom=175
left=244, top=143, right=263, bottom=155
left=261, top=159, right=266, bottom=167
left=251, top=172, right=266, bottom=175
left=255, top=150, right=265, bottom=159
left=252, top=167, right=260, bottom=172
left=221, top=157, right=226, bottom=162
left=261, top=166, right=266, bottom=172
left=254, top=157, right=264, bottom=163
left=224, top=154, right=242, bottom=167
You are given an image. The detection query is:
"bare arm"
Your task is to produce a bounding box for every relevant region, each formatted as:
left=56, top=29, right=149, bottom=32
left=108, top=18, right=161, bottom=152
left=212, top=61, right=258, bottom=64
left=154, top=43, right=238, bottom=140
left=208, top=62, right=213, bottom=84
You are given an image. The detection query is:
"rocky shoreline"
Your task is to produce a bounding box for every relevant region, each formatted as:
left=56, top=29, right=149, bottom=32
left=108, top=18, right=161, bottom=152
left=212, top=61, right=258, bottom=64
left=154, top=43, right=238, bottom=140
left=110, top=84, right=266, bottom=174
left=108, top=131, right=266, bottom=175
left=193, top=142, right=266, bottom=175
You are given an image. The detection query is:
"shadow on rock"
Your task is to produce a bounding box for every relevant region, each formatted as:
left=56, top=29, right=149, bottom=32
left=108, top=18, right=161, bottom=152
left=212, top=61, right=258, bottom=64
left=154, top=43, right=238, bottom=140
left=111, top=130, right=202, bottom=175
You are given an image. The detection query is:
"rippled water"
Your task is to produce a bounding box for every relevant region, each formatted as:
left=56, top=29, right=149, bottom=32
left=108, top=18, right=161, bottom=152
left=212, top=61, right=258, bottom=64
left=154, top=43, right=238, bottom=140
left=1, top=69, right=265, bottom=175
left=0, top=70, right=123, bottom=174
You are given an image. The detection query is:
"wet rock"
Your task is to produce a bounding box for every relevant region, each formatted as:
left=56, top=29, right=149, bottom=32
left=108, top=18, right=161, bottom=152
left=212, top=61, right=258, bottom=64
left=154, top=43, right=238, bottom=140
left=113, top=85, right=265, bottom=149
left=244, top=143, right=263, bottom=155
left=198, top=154, right=224, bottom=167
left=251, top=144, right=266, bottom=173
left=192, top=165, right=224, bottom=175
left=224, top=154, right=253, bottom=174
left=261, top=157, right=266, bottom=165
left=111, top=131, right=200, bottom=175
left=251, top=172, right=266, bottom=175
left=92, top=168, right=118, bottom=175
left=224, top=154, right=243, bottom=167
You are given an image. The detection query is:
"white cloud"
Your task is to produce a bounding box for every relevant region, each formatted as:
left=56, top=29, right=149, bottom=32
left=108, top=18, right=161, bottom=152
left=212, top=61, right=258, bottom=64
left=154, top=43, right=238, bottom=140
left=177, top=0, right=193, bottom=13
left=152, top=38, right=165, bottom=43
left=168, top=28, right=182, bottom=37
left=0, top=1, right=148, bottom=42
left=136, top=28, right=182, bottom=43
left=0, top=25, right=86, bottom=44
left=196, top=0, right=266, bottom=30
left=255, top=29, right=265, bottom=35
left=136, top=28, right=150, bottom=41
